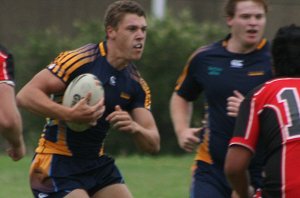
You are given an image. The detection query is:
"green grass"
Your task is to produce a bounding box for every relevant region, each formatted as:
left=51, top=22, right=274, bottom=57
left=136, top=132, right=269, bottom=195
left=0, top=154, right=194, bottom=198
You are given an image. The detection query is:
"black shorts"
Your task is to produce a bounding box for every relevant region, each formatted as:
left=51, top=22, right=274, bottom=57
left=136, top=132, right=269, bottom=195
left=190, top=160, right=231, bottom=198
left=30, top=153, right=124, bottom=197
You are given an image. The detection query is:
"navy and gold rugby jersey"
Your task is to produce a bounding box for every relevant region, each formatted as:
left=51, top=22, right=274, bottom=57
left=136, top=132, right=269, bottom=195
left=35, top=41, right=151, bottom=159
left=175, top=36, right=273, bottom=167
left=0, top=45, right=14, bottom=86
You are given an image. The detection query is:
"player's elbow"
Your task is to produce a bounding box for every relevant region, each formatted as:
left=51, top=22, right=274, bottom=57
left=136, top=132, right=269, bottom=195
left=16, top=91, right=26, bottom=108
left=145, top=140, right=160, bottom=154
left=137, top=136, right=160, bottom=154
left=150, top=141, right=160, bottom=154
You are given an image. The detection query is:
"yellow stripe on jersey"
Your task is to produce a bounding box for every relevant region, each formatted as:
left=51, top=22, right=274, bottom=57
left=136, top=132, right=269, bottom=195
left=29, top=153, right=53, bottom=188
left=62, top=57, right=96, bottom=82
left=99, top=42, right=106, bottom=56
left=195, top=130, right=213, bottom=164
left=49, top=44, right=99, bottom=82
left=223, top=38, right=267, bottom=50
left=175, top=46, right=208, bottom=91
left=139, top=78, right=151, bottom=110
left=56, top=44, right=93, bottom=66
left=175, top=64, right=189, bottom=91
left=35, top=126, right=72, bottom=156
left=248, top=71, right=265, bottom=76
left=256, top=38, right=267, bottom=50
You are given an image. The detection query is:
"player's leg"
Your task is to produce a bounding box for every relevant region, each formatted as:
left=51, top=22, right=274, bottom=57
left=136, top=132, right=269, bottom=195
left=91, top=184, right=133, bottom=198
left=30, top=154, right=91, bottom=198
left=190, top=160, right=232, bottom=198
left=64, top=189, right=89, bottom=198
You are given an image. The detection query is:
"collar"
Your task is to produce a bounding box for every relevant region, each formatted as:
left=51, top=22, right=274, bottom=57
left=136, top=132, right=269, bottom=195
left=222, top=34, right=267, bottom=50
left=99, top=41, right=107, bottom=57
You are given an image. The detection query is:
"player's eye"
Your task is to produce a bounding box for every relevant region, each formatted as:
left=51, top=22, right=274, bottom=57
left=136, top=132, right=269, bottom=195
left=141, top=26, right=147, bottom=33
left=128, top=26, right=138, bottom=32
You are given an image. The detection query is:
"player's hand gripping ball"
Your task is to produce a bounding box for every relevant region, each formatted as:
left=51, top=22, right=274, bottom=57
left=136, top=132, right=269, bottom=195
left=62, top=73, right=104, bottom=132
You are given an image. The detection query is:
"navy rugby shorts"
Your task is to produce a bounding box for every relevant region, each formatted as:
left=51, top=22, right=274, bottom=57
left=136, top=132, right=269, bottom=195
left=30, top=153, right=124, bottom=197
left=190, top=160, right=232, bottom=198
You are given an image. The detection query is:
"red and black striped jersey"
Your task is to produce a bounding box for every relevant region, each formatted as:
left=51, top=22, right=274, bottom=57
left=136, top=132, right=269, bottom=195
left=230, top=78, right=300, bottom=197
left=0, top=45, right=14, bottom=86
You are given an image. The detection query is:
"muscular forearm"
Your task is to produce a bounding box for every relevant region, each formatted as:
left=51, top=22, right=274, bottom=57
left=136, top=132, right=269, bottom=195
left=0, top=109, right=23, bottom=147
left=132, top=123, right=160, bottom=153
left=17, top=87, right=71, bottom=121
left=0, top=85, right=24, bottom=147
left=228, top=171, right=250, bottom=198
left=170, top=93, right=193, bottom=136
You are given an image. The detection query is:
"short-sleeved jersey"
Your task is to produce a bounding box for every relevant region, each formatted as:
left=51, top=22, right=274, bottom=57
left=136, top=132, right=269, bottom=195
left=0, top=45, right=15, bottom=86
left=230, top=78, right=300, bottom=198
left=175, top=35, right=273, bottom=167
left=35, top=41, right=151, bottom=159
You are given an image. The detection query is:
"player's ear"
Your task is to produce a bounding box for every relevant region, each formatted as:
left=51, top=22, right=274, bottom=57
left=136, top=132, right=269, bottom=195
left=106, top=26, right=116, bottom=40
left=226, top=16, right=233, bottom=28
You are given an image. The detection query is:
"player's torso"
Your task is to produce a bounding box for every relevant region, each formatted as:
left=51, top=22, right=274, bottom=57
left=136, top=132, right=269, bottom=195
left=194, top=41, right=272, bottom=165
left=37, top=43, right=146, bottom=158
left=249, top=79, right=300, bottom=197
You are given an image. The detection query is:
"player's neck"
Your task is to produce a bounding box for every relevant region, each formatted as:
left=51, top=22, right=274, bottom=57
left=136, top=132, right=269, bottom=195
left=227, top=38, right=258, bottom=54
left=106, top=42, right=129, bottom=70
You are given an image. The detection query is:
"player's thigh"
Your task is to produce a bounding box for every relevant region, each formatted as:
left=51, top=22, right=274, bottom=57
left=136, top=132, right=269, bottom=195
left=190, top=161, right=231, bottom=198
left=191, top=178, right=226, bottom=198
left=64, top=189, right=89, bottom=198
left=92, top=184, right=133, bottom=198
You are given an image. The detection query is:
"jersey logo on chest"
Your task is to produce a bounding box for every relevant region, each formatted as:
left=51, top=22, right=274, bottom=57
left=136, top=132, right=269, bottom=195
left=208, top=66, right=223, bottom=75
left=230, top=59, right=244, bottom=68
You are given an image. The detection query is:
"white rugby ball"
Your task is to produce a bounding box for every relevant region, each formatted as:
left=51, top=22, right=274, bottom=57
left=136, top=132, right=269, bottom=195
left=62, top=73, right=104, bottom=132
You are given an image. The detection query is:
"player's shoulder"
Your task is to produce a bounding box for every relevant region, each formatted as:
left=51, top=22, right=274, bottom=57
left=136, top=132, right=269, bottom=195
left=54, top=43, right=100, bottom=65
left=250, top=78, right=295, bottom=98
left=188, top=40, right=223, bottom=63
left=264, top=78, right=300, bottom=87
left=126, top=63, right=150, bottom=92
left=0, top=44, right=11, bottom=59
left=47, top=43, right=101, bottom=82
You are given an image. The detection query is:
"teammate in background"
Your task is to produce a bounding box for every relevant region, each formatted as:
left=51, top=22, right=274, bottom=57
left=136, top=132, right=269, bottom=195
left=225, top=24, right=300, bottom=198
left=0, top=45, right=25, bottom=161
left=169, top=0, right=272, bottom=197
left=17, top=1, right=160, bottom=197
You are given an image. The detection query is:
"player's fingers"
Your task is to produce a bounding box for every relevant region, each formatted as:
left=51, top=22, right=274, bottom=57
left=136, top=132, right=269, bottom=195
left=115, top=105, right=122, bottom=111
left=233, top=90, right=244, bottom=100
left=84, top=92, right=92, bottom=102
left=183, top=144, right=196, bottom=153
left=227, top=96, right=241, bottom=104
left=193, top=128, right=202, bottom=135
left=227, top=112, right=238, bottom=117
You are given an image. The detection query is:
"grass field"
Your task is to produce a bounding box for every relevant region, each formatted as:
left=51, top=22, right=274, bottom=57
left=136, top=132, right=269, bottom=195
left=0, top=154, right=194, bottom=198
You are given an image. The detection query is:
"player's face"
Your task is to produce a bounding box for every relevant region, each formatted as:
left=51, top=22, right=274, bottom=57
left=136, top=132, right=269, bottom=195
left=111, top=13, right=147, bottom=62
left=227, top=1, right=266, bottom=49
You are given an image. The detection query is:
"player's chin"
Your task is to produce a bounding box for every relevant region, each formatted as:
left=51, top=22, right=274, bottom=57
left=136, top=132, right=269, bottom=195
left=130, top=55, right=143, bottom=61
left=245, top=34, right=262, bottom=44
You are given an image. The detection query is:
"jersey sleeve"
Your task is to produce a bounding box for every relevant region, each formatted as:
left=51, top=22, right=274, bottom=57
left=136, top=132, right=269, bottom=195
left=47, top=44, right=99, bottom=84
left=0, top=46, right=15, bottom=86
left=130, top=78, right=151, bottom=111
left=174, top=51, right=203, bottom=101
